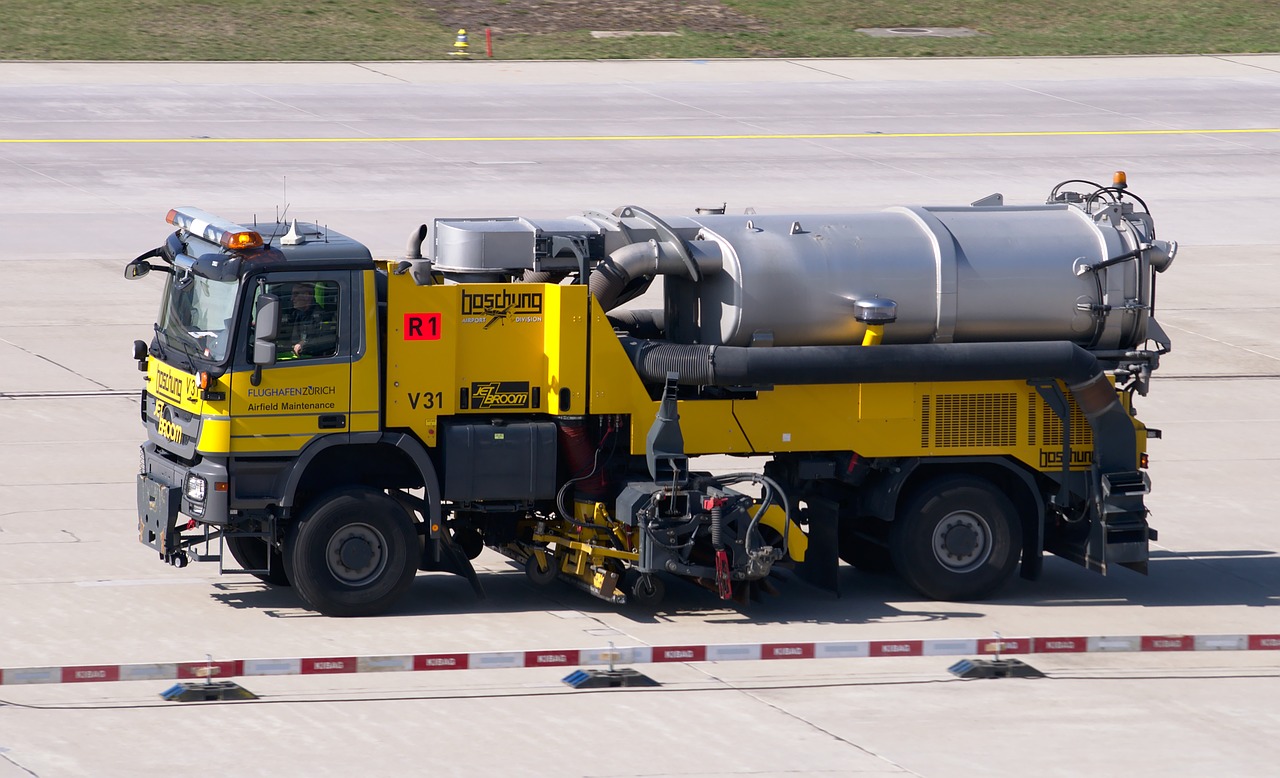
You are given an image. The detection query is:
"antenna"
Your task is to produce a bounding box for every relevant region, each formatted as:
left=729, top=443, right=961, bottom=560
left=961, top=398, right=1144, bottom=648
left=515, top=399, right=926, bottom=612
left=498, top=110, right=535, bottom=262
left=279, top=176, right=290, bottom=225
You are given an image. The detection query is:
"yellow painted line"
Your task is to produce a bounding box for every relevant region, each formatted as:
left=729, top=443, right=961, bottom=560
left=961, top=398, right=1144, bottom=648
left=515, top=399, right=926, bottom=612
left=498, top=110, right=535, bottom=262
left=3, top=128, right=1280, bottom=144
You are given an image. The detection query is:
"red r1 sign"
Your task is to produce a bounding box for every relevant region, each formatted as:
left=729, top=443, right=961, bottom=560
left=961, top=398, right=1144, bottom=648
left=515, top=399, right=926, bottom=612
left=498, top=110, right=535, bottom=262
left=404, top=313, right=442, bottom=340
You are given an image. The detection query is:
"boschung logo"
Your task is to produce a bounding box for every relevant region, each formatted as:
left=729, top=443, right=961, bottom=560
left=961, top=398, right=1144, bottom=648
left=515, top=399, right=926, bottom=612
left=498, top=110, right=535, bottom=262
left=460, top=290, right=543, bottom=329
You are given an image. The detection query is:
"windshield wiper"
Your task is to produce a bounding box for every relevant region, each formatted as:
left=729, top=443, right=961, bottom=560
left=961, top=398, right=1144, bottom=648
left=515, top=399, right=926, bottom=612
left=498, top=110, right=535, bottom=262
left=154, top=322, right=196, bottom=373
left=151, top=322, right=170, bottom=358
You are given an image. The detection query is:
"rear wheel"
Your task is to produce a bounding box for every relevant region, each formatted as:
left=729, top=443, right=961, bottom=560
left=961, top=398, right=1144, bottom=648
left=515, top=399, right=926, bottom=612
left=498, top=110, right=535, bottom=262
left=287, top=488, right=419, bottom=617
left=891, top=476, right=1022, bottom=601
left=226, top=534, right=290, bottom=587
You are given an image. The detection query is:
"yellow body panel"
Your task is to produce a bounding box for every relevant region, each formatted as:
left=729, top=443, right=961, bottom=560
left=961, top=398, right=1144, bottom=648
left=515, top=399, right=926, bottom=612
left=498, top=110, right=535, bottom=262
left=378, top=283, right=1131, bottom=471
left=579, top=295, right=1121, bottom=470
left=227, top=360, right=350, bottom=454
left=350, top=269, right=383, bottom=433
left=586, top=302, right=752, bottom=455
left=730, top=379, right=1111, bottom=470
left=384, top=276, right=590, bottom=445
left=197, top=418, right=231, bottom=453
left=147, top=361, right=235, bottom=454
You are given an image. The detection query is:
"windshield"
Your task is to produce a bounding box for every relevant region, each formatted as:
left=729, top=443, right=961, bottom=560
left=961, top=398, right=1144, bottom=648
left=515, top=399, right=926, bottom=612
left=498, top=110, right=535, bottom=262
left=157, top=269, right=240, bottom=364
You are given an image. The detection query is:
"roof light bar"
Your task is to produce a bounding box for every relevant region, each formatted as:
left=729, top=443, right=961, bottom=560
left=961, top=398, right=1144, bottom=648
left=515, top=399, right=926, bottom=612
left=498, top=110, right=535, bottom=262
left=166, top=207, right=264, bottom=251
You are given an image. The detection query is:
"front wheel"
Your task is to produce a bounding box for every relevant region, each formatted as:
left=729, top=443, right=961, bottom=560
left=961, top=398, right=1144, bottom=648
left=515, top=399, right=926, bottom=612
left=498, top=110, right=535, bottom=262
left=891, top=476, right=1022, bottom=601
left=287, top=488, right=419, bottom=617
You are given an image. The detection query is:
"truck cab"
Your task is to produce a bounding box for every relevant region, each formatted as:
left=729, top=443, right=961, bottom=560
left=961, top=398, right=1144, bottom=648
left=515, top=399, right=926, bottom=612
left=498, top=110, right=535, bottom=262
left=131, top=209, right=379, bottom=586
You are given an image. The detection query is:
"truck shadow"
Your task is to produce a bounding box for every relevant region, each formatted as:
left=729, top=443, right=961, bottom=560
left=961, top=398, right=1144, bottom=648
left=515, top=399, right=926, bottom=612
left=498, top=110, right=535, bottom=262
left=207, top=565, right=968, bottom=625
left=208, top=548, right=1280, bottom=622
left=1012, top=549, right=1280, bottom=608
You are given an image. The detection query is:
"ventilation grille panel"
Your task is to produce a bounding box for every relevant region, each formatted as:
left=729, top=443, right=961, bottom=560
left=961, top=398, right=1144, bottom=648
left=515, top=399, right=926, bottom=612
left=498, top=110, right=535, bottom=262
left=924, top=393, right=1018, bottom=448
left=1038, top=393, right=1092, bottom=448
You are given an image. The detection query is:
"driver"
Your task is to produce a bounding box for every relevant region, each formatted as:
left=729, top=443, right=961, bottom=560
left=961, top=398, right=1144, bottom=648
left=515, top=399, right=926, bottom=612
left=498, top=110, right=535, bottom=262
left=283, top=282, right=336, bottom=358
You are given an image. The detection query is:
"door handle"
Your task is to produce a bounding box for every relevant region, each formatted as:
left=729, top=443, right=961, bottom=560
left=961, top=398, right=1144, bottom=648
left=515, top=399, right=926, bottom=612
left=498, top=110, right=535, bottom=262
left=318, top=414, right=347, bottom=429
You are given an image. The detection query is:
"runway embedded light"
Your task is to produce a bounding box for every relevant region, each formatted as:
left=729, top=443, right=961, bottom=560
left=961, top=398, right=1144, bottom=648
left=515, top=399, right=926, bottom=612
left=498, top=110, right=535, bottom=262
left=166, top=206, right=264, bottom=251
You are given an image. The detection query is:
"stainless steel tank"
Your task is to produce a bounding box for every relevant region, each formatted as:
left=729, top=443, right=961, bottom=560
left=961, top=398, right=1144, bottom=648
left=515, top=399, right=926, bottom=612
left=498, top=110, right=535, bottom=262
left=680, top=204, right=1151, bottom=350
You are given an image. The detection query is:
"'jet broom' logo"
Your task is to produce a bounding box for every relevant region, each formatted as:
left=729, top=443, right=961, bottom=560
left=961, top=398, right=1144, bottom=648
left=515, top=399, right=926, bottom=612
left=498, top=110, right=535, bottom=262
left=471, top=381, right=532, bottom=409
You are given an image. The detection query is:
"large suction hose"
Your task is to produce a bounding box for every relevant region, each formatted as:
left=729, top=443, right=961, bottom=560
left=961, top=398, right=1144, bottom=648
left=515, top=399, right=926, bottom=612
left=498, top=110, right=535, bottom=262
left=606, top=308, right=665, bottom=339
left=589, top=236, right=721, bottom=312
left=589, top=241, right=667, bottom=311
left=623, top=339, right=1137, bottom=475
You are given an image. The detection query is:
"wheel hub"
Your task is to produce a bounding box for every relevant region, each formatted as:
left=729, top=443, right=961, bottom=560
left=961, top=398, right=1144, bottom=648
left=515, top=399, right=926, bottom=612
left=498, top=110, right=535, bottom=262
left=932, top=511, right=991, bottom=573
left=326, top=523, right=387, bottom=585
left=943, top=523, right=979, bottom=558
left=339, top=537, right=375, bottom=571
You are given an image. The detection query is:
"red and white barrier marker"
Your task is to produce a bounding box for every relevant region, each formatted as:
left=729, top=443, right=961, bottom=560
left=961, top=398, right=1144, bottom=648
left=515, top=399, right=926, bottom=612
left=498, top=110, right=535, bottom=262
left=3, top=634, right=1277, bottom=686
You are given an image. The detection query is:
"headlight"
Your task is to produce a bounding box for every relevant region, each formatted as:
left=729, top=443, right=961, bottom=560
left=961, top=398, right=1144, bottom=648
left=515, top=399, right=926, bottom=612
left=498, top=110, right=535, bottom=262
left=139, top=446, right=147, bottom=476
left=185, top=474, right=207, bottom=502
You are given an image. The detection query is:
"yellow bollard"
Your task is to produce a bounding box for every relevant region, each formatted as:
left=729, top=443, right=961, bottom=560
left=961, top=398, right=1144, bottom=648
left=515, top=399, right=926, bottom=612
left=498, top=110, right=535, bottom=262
left=451, top=28, right=470, bottom=58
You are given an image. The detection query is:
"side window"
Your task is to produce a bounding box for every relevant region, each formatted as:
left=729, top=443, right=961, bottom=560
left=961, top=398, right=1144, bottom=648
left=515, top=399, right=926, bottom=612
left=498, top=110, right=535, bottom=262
left=276, top=280, right=340, bottom=360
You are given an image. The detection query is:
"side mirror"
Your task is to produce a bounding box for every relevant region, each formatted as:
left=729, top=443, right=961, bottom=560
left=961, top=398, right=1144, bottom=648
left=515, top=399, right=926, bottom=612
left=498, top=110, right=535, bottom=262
left=124, top=259, right=151, bottom=280
left=253, top=293, right=280, bottom=367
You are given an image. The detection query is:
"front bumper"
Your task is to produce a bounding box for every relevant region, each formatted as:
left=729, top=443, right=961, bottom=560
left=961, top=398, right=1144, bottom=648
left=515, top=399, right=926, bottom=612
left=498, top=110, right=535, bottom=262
left=137, top=442, right=229, bottom=558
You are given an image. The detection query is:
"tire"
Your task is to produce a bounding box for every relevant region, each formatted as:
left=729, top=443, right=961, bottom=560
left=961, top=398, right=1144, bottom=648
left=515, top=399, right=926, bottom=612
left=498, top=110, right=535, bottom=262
left=891, top=476, right=1022, bottom=601
left=286, top=488, right=419, bottom=617
left=525, top=551, right=558, bottom=585
left=629, top=573, right=665, bottom=607
left=226, top=534, right=291, bottom=587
